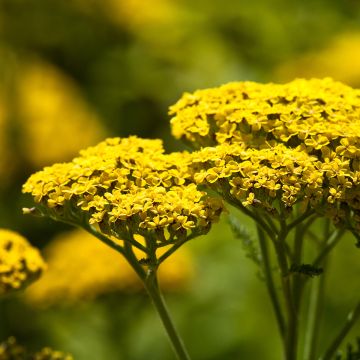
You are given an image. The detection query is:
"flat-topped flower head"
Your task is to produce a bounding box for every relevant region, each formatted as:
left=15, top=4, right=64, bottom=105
left=169, top=78, right=360, bottom=154
left=190, top=143, right=324, bottom=210
left=0, top=229, right=46, bottom=295
left=171, top=79, right=360, bottom=233
left=23, top=137, right=223, bottom=263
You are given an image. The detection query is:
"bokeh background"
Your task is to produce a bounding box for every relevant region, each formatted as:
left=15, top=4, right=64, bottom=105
left=1, top=0, right=360, bottom=359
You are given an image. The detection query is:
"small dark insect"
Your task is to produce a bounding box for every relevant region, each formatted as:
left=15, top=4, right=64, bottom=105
left=138, top=258, right=152, bottom=265
left=289, top=264, right=323, bottom=277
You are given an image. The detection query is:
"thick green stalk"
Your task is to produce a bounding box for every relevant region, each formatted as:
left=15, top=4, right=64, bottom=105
left=144, top=271, right=191, bottom=360
left=275, top=236, right=298, bottom=360
left=89, top=230, right=191, bottom=360
left=267, top=209, right=297, bottom=360
left=256, top=224, right=286, bottom=341
left=303, top=219, right=330, bottom=360
left=302, top=264, right=327, bottom=360
left=123, top=240, right=191, bottom=360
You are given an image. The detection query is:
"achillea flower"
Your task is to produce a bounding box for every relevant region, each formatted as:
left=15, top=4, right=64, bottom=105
left=190, top=143, right=323, bottom=210
left=169, top=78, right=360, bottom=152
left=0, top=229, right=46, bottom=295
left=23, top=136, right=223, bottom=267
left=170, top=79, right=360, bottom=231
left=0, top=337, right=73, bottom=360
left=26, top=229, right=194, bottom=306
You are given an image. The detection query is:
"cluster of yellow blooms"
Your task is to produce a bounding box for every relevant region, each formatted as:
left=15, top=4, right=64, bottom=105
left=23, top=137, right=223, bottom=255
left=26, top=229, right=193, bottom=306
left=0, top=337, right=73, bottom=360
left=0, top=229, right=46, bottom=295
left=190, top=143, right=323, bottom=210
left=170, top=78, right=360, bottom=230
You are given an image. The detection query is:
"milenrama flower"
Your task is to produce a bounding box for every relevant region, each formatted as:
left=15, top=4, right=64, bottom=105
left=170, top=78, right=360, bottom=149
left=26, top=229, right=194, bottom=306
left=23, top=136, right=223, bottom=360
left=170, top=78, right=360, bottom=360
left=0, top=337, right=73, bottom=360
left=171, top=78, right=360, bottom=237
left=0, top=229, right=46, bottom=295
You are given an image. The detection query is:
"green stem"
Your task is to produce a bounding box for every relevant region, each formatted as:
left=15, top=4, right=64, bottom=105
left=287, top=209, right=316, bottom=233
left=256, top=224, right=286, bottom=341
left=275, top=223, right=298, bottom=360
left=320, top=302, right=360, bottom=360
left=303, top=218, right=330, bottom=360
left=224, top=194, right=276, bottom=242
left=312, top=228, right=345, bottom=268
left=144, top=271, right=191, bottom=360
left=302, top=264, right=327, bottom=360
left=84, top=224, right=126, bottom=255
left=122, top=238, right=191, bottom=360
left=291, top=221, right=304, bottom=344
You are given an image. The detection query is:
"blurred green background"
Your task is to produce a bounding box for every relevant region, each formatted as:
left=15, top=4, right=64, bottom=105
left=1, top=0, right=360, bottom=358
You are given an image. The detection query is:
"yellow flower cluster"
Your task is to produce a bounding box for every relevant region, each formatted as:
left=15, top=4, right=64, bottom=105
left=23, top=137, right=223, bottom=250
left=170, top=78, right=360, bottom=229
left=191, top=143, right=323, bottom=209
left=0, top=337, right=73, bottom=360
left=26, top=229, right=193, bottom=306
left=0, top=229, right=46, bottom=295
left=170, top=78, right=360, bottom=149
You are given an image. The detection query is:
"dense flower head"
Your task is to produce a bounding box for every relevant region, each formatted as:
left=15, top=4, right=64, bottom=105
left=190, top=143, right=323, bottom=210
left=0, top=337, right=73, bottom=360
left=0, top=229, right=46, bottom=295
left=23, top=137, right=223, bottom=250
left=26, top=229, right=194, bottom=306
left=171, top=79, right=360, bottom=231
left=169, top=78, right=360, bottom=153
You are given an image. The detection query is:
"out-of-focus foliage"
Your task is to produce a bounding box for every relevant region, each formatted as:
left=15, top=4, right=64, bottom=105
left=26, top=229, right=193, bottom=306
left=1, top=0, right=360, bottom=359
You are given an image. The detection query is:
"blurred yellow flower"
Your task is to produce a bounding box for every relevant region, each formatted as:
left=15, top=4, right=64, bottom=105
left=0, top=337, right=73, bottom=360
left=104, top=0, right=181, bottom=30
left=26, top=229, right=193, bottom=306
left=0, top=229, right=46, bottom=296
left=275, top=32, right=360, bottom=86
left=17, top=60, right=106, bottom=167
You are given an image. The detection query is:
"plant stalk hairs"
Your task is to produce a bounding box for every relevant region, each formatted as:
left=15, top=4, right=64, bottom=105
left=23, top=78, right=360, bottom=360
